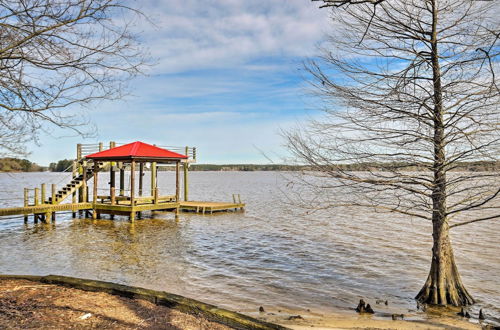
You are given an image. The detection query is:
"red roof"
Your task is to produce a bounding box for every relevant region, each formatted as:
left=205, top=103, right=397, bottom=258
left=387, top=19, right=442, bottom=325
left=86, top=141, right=187, bottom=161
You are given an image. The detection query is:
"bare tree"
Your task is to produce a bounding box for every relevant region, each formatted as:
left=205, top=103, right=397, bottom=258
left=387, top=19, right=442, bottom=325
left=285, top=0, right=499, bottom=306
left=0, top=0, right=147, bottom=156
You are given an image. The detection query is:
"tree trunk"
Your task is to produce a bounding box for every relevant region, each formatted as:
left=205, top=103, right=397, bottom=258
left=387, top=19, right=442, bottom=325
left=416, top=0, right=474, bottom=307
left=415, top=221, right=474, bottom=306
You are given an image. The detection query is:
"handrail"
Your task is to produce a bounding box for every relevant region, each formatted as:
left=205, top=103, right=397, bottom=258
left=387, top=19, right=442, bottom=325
left=77, top=142, right=197, bottom=161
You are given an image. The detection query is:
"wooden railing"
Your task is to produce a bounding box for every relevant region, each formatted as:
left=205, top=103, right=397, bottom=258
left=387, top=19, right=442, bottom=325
left=76, top=142, right=196, bottom=162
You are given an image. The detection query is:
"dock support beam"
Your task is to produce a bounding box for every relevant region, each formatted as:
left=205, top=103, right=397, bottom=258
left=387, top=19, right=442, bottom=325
left=175, top=161, right=180, bottom=202
left=139, top=162, right=143, bottom=197
left=130, top=160, right=136, bottom=222
left=119, top=163, right=125, bottom=196
left=184, top=146, right=189, bottom=201
left=23, top=188, right=28, bottom=223
left=92, top=162, right=98, bottom=220
left=150, top=162, right=157, bottom=196
left=82, top=161, right=88, bottom=203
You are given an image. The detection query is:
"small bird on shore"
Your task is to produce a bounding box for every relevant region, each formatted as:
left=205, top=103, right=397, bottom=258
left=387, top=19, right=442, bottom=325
left=259, top=306, right=265, bottom=313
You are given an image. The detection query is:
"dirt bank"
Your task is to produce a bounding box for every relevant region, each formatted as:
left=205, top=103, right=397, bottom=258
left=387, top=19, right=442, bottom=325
left=0, top=278, right=231, bottom=329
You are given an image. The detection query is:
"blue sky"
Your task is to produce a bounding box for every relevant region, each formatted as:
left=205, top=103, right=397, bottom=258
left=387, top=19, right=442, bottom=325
left=28, top=1, right=330, bottom=165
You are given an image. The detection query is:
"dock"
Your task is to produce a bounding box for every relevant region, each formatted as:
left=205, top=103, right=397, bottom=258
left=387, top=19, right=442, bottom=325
left=0, top=141, right=245, bottom=222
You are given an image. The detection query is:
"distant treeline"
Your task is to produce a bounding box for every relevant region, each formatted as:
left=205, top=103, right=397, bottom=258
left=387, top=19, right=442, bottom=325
left=49, top=159, right=74, bottom=172
left=0, top=158, right=45, bottom=172
left=2, top=158, right=500, bottom=173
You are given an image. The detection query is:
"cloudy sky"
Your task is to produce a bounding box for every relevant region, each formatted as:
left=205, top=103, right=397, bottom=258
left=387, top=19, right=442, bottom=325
left=28, top=1, right=330, bottom=165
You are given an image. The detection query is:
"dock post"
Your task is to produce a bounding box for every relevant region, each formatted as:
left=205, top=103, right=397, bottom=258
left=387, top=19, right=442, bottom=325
left=82, top=160, right=88, bottom=202
left=154, top=187, right=159, bottom=204
left=34, top=188, right=40, bottom=206
left=150, top=162, right=157, bottom=196
left=51, top=184, right=56, bottom=205
left=76, top=143, right=82, bottom=160
left=119, top=162, right=125, bottom=196
left=72, top=161, right=77, bottom=217
left=184, top=146, right=189, bottom=201
left=175, top=161, right=180, bottom=202
left=110, top=161, right=115, bottom=199
left=92, top=162, right=98, bottom=220
left=111, top=187, right=116, bottom=205
left=139, top=162, right=143, bottom=196
left=41, top=184, right=46, bottom=204
left=23, top=188, right=29, bottom=223
left=130, top=160, right=136, bottom=206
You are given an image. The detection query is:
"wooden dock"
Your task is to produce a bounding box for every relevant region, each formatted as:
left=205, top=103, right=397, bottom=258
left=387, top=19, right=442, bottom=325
left=0, top=141, right=245, bottom=222
left=179, top=201, right=245, bottom=214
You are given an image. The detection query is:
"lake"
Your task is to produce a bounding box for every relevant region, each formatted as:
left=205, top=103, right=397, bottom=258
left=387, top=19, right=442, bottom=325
left=0, top=171, right=499, bottom=326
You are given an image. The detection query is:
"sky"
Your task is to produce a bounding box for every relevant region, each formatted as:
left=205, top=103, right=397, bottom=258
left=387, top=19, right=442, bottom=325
left=27, top=0, right=330, bottom=166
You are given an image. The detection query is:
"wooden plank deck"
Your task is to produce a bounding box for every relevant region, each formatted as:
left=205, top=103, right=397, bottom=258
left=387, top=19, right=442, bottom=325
left=179, top=201, right=245, bottom=214
left=0, top=203, right=93, bottom=217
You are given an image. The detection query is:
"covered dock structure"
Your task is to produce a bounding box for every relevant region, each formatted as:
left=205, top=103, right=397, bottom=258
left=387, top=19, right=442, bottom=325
left=85, top=141, right=187, bottom=221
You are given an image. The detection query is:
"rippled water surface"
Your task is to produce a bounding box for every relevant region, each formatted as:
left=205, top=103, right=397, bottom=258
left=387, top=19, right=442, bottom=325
left=0, top=171, right=499, bottom=326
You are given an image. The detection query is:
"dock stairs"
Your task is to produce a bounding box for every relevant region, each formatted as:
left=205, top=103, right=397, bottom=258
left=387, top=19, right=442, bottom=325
left=48, top=160, right=101, bottom=204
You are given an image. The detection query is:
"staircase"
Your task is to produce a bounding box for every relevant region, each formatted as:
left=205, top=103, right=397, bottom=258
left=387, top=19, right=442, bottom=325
left=48, top=160, right=103, bottom=204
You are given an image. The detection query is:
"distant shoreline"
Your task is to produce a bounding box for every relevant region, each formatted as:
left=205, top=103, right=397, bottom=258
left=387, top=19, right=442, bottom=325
left=2, top=157, right=500, bottom=173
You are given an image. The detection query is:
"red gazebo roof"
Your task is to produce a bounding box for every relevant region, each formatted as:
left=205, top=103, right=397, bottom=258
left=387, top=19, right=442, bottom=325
left=85, top=141, right=187, bottom=161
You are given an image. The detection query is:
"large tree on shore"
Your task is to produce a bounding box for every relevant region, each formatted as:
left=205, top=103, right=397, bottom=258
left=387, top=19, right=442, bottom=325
left=0, top=0, right=146, bottom=156
left=285, top=0, right=499, bottom=306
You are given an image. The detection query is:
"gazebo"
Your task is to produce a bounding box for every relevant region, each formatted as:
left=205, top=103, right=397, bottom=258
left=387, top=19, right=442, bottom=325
left=86, top=141, right=188, bottom=221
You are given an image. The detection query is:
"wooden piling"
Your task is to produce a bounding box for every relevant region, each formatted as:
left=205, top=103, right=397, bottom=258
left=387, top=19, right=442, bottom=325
left=184, top=146, right=189, bottom=201
left=41, top=184, right=46, bottom=204
left=23, top=188, right=29, bottom=223
left=175, top=161, right=180, bottom=202
left=76, top=143, right=82, bottom=160
left=130, top=160, right=136, bottom=206
left=154, top=187, right=159, bottom=204
left=119, top=163, right=125, bottom=196
left=111, top=187, right=116, bottom=205
left=82, top=161, right=88, bottom=202
left=34, top=188, right=40, bottom=206
left=92, top=162, right=98, bottom=220
left=150, top=162, right=157, bottom=196
left=51, top=184, right=56, bottom=205
left=72, top=161, right=77, bottom=217
left=139, top=162, right=144, bottom=197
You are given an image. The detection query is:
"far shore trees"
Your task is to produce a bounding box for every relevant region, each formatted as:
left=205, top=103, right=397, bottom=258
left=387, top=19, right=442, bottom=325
left=285, top=0, right=499, bottom=306
left=0, top=0, right=146, bottom=156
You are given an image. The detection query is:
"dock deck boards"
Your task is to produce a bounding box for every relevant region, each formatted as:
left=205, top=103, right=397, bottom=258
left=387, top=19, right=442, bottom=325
left=179, top=201, right=245, bottom=214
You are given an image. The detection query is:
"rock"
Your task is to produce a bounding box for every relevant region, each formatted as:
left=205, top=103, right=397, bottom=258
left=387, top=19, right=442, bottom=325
left=385, top=300, right=388, bottom=306
left=365, top=304, right=375, bottom=314
left=259, top=306, right=265, bottom=313
left=376, top=299, right=384, bottom=304
left=465, top=311, right=471, bottom=318
left=79, top=313, right=92, bottom=320
left=479, top=309, right=485, bottom=320
left=391, top=314, right=404, bottom=320
left=355, top=299, right=366, bottom=313
left=287, top=315, right=304, bottom=320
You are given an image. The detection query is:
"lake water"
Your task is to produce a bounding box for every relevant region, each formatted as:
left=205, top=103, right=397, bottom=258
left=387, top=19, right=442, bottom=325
left=0, top=171, right=499, bottom=327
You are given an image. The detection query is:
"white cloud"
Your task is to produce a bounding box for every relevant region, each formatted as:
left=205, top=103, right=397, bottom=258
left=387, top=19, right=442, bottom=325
left=134, top=0, right=329, bottom=74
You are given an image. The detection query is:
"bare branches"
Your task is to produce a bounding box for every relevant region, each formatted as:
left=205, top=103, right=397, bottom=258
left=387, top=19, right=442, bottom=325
left=0, top=0, right=148, bottom=156
left=287, top=0, right=500, bottom=227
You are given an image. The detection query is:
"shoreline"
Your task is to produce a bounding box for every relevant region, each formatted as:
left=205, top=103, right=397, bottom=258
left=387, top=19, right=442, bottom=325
left=0, top=274, right=488, bottom=329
